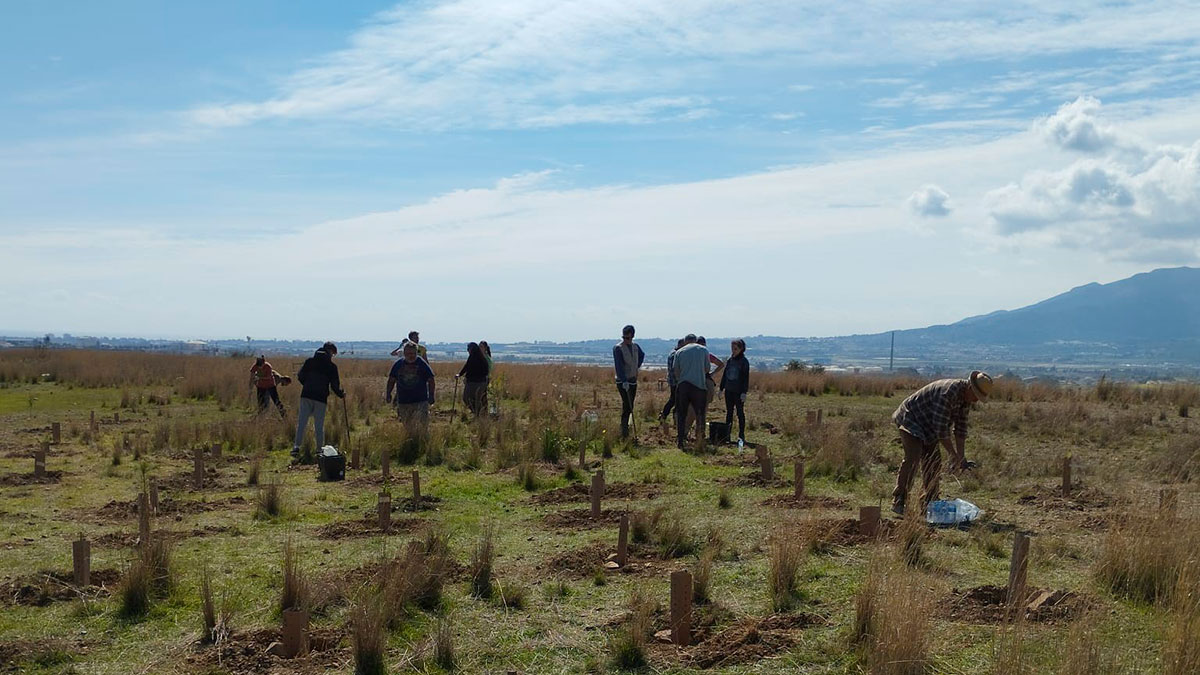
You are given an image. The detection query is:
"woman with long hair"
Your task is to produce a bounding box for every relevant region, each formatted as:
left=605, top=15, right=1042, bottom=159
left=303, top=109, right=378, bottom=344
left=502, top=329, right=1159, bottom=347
left=457, top=342, right=490, bottom=416
left=719, top=339, right=750, bottom=444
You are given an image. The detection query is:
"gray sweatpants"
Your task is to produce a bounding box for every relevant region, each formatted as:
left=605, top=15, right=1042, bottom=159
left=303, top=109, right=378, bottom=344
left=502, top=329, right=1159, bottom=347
left=294, top=397, right=327, bottom=451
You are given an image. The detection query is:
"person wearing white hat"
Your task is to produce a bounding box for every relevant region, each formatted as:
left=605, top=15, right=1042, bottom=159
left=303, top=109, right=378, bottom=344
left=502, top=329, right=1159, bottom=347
left=890, top=370, right=993, bottom=515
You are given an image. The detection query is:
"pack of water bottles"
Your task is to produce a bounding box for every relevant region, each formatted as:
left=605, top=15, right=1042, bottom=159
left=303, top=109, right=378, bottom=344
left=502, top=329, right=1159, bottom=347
left=925, top=498, right=982, bottom=526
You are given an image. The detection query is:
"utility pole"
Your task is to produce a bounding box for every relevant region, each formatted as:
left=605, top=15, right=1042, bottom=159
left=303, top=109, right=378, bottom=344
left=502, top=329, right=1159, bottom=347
left=889, top=331, right=895, bottom=371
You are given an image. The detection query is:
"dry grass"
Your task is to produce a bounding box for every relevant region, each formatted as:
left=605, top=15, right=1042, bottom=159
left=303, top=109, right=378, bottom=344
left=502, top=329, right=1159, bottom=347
left=609, top=588, right=654, bottom=670
left=280, top=537, right=309, bottom=613
left=857, top=556, right=932, bottom=675
left=768, top=528, right=806, bottom=612
left=1058, top=613, right=1119, bottom=675
left=381, top=529, right=452, bottom=623
left=350, top=593, right=387, bottom=675
left=693, top=547, right=716, bottom=604
left=433, top=617, right=455, bottom=670
left=1164, top=564, right=1200, bottom=675
left=1095, top=511, right=1200, bottom=605
left=199, top=565, right=232, bottom=645
left=255, top=478, right=284, bottom=520
left=469, top=526, right=496, bottom=599
left=117, top=536, right=173, bottom=619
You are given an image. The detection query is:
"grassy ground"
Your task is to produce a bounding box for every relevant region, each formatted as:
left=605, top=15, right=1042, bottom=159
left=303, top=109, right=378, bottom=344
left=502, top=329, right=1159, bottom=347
left=0, top=366, right=1195, bottom=674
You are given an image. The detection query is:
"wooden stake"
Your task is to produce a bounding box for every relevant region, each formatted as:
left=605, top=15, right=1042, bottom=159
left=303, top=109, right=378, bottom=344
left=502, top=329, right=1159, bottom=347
left=817, top=409, right=823, bottom=425
left=794, top=459, right=805, bottom=499
left=1061, top=456, right=1072, bottom=497
left=806, top=410, right=817, bottom=426
left=381, top=446, right=390, bottom=482
left=72, top=536, right=90, bottom=586
left=350, top=446, right=361, bottom=470
left=211, top=442, right=221, bottom=459
left=138, top=492, right=151, bottom=544
left=670, top=570, right=692, bottom=646
left=1007, top=533, right=1030, bottom=605
left=89, top=410, right=97, bottom=433
left=578, top=440, right=586, bottom=468
left=149, top=484, right=159, bottom=513
left=590, top=472, right=604, bottom=519
left=113, top=412, right=119, bottom=424
left=616, top=514, right=629, bottom=567
left=412, top=469, right=421, bottom=503
left=51, top=422, right=61, bottom=444
left=760, top=451, right=774, bottom=481
left=858, top=506, right=880, bottom=537
left=34, top=444, right=47, bottom=479
left=281, top=608, right=309, bottom=658
left=377, top=492, right=391, bottom=532
left=192, top=447, right=204, bottom=490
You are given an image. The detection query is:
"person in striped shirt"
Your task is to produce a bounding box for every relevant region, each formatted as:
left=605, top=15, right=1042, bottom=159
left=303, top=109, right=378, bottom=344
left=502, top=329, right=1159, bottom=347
left=891, top=370, right=993, bottom=515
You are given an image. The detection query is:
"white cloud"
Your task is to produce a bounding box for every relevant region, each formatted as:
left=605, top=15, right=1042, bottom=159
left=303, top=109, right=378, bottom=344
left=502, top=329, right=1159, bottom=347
left=185, top=0, right=1200, bottom=131
left=987, top=98, right=1200, bottom=261
left=907, top=185, right=952, bottom=217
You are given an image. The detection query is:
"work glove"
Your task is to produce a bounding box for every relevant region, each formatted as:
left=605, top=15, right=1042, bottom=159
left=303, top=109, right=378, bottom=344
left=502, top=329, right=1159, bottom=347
left=335, top=390, right=346, bottom=399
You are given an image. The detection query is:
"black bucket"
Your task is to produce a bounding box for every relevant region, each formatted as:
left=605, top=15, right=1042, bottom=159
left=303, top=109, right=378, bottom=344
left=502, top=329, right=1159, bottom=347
left=317, top=452, right=345, bottom=482
left=708, top=421, right=730, bottom=444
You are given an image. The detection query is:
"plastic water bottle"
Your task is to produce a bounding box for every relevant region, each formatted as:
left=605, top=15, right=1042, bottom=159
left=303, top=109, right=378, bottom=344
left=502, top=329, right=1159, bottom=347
left=737, top=438, right=745, bottom=453
left=925, top=498, right=982, bottom=525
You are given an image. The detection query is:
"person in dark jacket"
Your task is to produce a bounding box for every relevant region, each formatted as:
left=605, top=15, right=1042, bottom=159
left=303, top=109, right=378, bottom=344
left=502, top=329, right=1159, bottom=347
left=719, top=339, right=750, bottom=444
left=457, top=342, right=490, bottom=416
left=613, top=324, right=646, bottom=438
left=293, top=342, right=345, bottom=460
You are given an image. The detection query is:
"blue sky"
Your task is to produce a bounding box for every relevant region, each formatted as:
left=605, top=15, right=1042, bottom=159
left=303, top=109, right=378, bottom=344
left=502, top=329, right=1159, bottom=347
left=3, top=1, right=1200, bottom=342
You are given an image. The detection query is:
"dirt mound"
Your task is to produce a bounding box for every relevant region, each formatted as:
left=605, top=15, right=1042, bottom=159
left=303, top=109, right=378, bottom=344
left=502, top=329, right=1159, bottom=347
left=941, top=585, right=1093, bottom=624
left=396, top=495, right=442, bottom=512
left=0, top=569, right=121, bottom=606
left=185, top=627, right=343, bottom=674
left=1017, top=484, right=1115, bottom=511
left=314, top=516, right=422, bottom=540
left=0, top=471, right=63, bottom=487
left=541, top=540, right=667, bottom=577
left=86, top=495, right=246, bottom=524
left=720, top=470, right=789, bottom=487
left=797, top=517, right=899, bottom=551
left=92, top=525, right=236, bottom=549
left=529, top=482, right=661, bottom=505
left=542, top=508, right=626, bottom=529
left=687, top=613, right=820, bottom=669
left=760, top=495, right=849, bottom=509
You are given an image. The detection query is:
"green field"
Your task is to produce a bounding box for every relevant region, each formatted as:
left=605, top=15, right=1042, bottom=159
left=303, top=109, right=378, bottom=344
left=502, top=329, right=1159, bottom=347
left=0, top=358, right=1196, bottom=674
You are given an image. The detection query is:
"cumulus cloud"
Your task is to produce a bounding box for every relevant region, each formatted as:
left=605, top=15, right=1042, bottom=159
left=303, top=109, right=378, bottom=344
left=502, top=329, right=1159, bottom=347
left=907, top=185, right=952, bottom=217
left=987, top=98, right=1200, bottom=262
left=1038, top=96, right=1123, bottom=152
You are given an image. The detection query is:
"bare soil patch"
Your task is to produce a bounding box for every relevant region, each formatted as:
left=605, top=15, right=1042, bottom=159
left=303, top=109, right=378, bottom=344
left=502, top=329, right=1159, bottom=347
left=686, top=613, right=822, bottom=669
left=92, top=525, right=237, bottom=549
left=720, top=470, right=789, bottom=487
left=529, top=482, right=661, bottom=505
left=0, top=569, right=121, bottom=606
left=941, top=585, right=1093, bottom=624
left=313, top=516, right=422, bottom=540
left=542, top=508, right=626, bottom=530
left=760, top=494, right=850, bottom=509
left=0, top=471, right=63, bottom=487
left=541, top=540, right=670, bottom=577
left=185, top=627, right=343, bottom=675
left=85, top=495, right=247, bottom=524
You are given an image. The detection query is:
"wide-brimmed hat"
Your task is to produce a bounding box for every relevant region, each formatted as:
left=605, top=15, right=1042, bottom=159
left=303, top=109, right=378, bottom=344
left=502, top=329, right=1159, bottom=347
left=969, top=370, right=993, bottom=399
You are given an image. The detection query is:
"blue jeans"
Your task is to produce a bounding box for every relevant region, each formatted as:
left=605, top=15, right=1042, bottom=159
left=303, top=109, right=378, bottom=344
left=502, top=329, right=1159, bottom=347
left=294, top=397, right=327, bottom=451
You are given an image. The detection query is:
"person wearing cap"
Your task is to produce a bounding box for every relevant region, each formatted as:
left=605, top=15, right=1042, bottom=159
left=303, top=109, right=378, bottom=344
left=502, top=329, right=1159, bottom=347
left=293, top=342, right=345, bottom=461
left=672, top=333, right=709, bottom=451
left=612, top=325, right=646, bottom=438
left=387, top=341, right=436, bottom=438
left=890, top=370, right=993, bottom=514
left=249, top=355, right=286, bottom=419
left=390, top=330, right=428, bottom=361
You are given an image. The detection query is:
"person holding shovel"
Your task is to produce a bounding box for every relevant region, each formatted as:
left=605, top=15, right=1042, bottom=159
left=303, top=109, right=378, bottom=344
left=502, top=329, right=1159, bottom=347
left=612, top=324, right=645, bottom=438
left=249, top=355, right=287, bottom=419
left=890, top=370, right=993, bottom=515
left=672, top=334, right=709, bottom=451
left=293, top=342, right=345, bottom=461
left=386, top=342, right=435, bottom=439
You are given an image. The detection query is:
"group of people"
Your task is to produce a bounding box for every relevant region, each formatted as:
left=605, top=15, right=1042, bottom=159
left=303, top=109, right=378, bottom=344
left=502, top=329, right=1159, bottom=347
left=613, top=326, right=751, bottom=451
left=270, top=328, right=995, bottom=519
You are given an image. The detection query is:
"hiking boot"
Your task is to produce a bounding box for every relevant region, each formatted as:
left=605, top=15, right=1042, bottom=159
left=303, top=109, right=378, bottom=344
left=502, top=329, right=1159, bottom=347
left=891, top=500, right=906, bottom=516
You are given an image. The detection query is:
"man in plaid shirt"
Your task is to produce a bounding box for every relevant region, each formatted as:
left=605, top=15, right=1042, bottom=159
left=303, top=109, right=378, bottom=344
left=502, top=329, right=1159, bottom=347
left=891, top=370, right=993, bottom=514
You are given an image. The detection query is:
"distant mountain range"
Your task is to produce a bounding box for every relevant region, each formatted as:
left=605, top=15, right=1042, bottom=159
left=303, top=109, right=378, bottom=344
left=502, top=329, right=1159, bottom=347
left=6, top=267, right=1200, bottom=380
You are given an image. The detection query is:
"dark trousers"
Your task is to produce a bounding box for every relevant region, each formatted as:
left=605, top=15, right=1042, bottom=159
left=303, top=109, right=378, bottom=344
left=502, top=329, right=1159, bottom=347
left=256, top=386, right=285, bottom=418
left=724, top=390, right=745, bottom=440
left=660, top=385, right=677, bottom=419
left=893, top=430, right=942, bottom=508
left=675, top=381, right=706, bottom=449
left=616, top=383, right=638, bottom=437
left=463, top=380, right=487, bottom=416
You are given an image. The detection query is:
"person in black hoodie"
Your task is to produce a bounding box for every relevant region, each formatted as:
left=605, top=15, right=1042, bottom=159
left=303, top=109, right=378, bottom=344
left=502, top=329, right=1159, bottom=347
left=456, top=342, right=490, bottom=416
left=292, top=341, right=345, bottom=460
left=719, top=339, right=750, bottom=444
